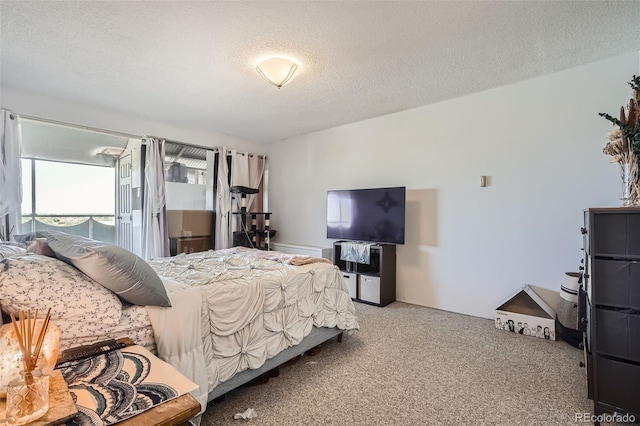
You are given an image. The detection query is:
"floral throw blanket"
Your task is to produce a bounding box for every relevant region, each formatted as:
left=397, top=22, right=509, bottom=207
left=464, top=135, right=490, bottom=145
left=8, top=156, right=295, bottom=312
left=339, top=242, right=372, bottom=264
left=58, top=345, right=198, bottom=426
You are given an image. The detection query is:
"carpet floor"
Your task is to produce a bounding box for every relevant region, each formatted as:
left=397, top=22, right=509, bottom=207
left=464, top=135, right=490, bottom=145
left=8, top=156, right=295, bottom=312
left=200, top=301, right=598, bottom=425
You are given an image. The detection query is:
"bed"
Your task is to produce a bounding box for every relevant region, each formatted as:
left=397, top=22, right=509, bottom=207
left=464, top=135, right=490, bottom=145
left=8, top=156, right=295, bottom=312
left=0, top=234, right=359, bottom=414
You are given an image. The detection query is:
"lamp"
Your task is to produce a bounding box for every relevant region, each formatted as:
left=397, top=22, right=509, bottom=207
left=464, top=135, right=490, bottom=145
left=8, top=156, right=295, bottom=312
left=0, top=316, right=60, bottom=399
left=255, top=57, right=299, bottom=88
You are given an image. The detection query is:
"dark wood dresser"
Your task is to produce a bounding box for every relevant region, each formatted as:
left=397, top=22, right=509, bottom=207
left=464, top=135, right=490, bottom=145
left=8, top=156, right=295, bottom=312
left=582, top=208, right=640, bottom=421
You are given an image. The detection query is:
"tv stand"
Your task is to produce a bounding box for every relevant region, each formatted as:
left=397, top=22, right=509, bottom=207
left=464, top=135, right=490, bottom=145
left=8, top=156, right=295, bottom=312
left=332, top=241, right=396, bottom=307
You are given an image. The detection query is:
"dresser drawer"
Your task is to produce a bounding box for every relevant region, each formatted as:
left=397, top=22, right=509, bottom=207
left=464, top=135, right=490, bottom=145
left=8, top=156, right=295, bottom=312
left=595, top=309, right=640, bottom=362
left=359, top=275, right=381, bottom=305
left=592, top=213, right=640, bottom=256
left=593, top=259, right=640, bottom=308
left=341, top=272, right=357, bottom=300
left=596, top=356, right=640, bottom=413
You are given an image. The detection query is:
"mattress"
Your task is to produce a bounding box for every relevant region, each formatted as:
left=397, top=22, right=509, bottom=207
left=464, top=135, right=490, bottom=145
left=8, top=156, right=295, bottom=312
left=147, top=247, right=359, bottom=392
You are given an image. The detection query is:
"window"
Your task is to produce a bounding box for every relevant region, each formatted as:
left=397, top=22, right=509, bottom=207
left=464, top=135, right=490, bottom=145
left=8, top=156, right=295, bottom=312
left=21, top=159, right=116, bottom=242
left=164, top=142, right=208, bottom=186
left=163, top=142, right=212, bottom=255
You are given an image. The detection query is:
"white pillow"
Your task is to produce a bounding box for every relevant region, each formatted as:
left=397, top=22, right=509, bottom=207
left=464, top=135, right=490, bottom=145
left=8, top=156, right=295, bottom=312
left=0, top=254, right=122, bottom=326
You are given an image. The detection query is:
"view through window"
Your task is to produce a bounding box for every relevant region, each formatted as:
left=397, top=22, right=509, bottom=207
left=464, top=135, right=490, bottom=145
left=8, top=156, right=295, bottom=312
left=163, top=142, right=213, bottom=255
left=21, top=159, right=116, bottom=242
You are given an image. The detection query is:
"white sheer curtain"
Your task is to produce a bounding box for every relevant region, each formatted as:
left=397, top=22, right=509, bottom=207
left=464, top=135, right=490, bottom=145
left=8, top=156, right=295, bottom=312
left=229, top=150, right=253, bottom=238
left=0, top=110, right=22, bottom=240
left=214, top=147, right=231, bottom=249
left=231, top=150, right=250, bottom=188
left=246, top=154, right=265, bottom=211
left=229, top=149, right=244, bottom=238
left=217, top=150, right=266, bottom=248
left=142, top=137, right=170, bottom=259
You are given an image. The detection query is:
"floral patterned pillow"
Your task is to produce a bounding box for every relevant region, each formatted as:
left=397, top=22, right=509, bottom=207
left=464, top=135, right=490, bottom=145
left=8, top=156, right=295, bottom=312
left=0, top=254, right=122, bottom=326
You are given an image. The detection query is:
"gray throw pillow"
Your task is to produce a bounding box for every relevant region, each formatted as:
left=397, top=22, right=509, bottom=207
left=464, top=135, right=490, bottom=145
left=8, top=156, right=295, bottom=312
left=12, top=231, right=48, bottom=245
left=43, top=230, right=171, bottom=307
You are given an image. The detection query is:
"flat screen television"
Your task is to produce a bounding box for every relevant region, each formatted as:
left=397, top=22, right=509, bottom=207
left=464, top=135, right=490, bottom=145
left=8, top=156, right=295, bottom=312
left=326, top=186, right=406, bottom=245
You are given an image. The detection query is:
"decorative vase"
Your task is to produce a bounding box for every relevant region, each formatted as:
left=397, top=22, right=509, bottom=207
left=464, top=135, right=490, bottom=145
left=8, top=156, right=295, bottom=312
left=0, top=320, right=60, bottom=398
left=5, top=370, right=49, bottom=425
left=620, top=162, right=640, bottom=207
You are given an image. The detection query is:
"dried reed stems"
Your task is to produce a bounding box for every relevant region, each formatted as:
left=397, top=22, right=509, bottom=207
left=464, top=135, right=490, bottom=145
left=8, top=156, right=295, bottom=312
left=601, top=76, right=640, bottom=205
left=7, top=309, right=52, bottom=419
left=9, top=309, right=52, bottom=375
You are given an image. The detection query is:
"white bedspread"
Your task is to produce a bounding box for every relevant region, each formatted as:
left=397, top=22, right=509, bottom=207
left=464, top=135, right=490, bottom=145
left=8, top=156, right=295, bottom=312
left=146, top=248, right=359, bottom=404
left=145, top=278, right=210, bottom=414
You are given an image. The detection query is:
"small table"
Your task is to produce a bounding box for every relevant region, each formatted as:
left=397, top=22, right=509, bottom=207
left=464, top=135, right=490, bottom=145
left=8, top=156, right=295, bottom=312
left=0, top=369, right=78, bottom=426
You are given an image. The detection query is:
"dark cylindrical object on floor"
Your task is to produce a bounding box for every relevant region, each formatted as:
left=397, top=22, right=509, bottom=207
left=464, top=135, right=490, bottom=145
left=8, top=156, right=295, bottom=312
left=556, top=272, right=582, bottom=349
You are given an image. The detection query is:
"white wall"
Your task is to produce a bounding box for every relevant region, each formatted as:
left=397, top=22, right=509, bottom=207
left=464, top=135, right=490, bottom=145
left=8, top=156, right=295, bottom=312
left=267, top=51, right=640, bottom=319
left=0, top=87, right=262, bottom=153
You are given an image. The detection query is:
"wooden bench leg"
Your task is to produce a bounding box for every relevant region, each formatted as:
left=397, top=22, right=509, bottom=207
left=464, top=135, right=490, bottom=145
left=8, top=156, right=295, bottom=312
left=306, top=344, right=323, bottom=356
left=337, top=332, right=343, bottom=343
left=241, top=367, right=280, bottom=388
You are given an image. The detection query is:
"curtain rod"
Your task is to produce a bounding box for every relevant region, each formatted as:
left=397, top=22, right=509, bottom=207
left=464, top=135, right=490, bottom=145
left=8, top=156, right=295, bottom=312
left=151, top=137, right=265, bottom=159
left=145, top=135, right=211, bottom=151
left=17, top=113, right=143, bottom=140
left=16, top=114, right=267, bottom=159
left=215, top=148, right=267, bottom=159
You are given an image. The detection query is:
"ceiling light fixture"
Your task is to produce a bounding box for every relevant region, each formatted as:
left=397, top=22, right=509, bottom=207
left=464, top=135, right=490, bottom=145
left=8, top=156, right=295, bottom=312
left=255, top=57, right=299, bottom=89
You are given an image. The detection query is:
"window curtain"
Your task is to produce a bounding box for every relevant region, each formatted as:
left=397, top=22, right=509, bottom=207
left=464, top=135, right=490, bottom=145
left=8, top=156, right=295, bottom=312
left=246, top=154, right=266, bottom=232
left=214, top=147, right=231, bottom=249
left=229, top=150, right=255, bottom=237
left=222, top=150, right=266, bottom=248
left=142, top=137, right=169, bottom=259
left=0, top=110, right=22, bottom=240
left=247, top=154, right=265, bottom=212
left=229, top=149, right=245, bottom=238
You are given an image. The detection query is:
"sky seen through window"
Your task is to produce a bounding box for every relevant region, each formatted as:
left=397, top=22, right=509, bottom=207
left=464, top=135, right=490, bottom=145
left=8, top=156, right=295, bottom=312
left=21, top=159, right=115, bottom=216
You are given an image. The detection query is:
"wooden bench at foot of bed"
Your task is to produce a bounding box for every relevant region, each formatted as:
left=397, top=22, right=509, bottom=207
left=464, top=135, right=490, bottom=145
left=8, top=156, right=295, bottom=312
left=54, top=337, right=201, bottom=426
left=207, top=327, right=344, bottom=402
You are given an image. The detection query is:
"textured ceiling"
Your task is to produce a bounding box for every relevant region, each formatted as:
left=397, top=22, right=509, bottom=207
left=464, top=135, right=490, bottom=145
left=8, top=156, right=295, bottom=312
left=1, top=1, right=639, bottom=144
